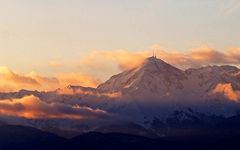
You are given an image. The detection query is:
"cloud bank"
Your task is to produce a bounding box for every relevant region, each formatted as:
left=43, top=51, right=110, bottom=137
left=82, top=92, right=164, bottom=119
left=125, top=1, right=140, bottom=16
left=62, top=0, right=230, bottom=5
left=79, top=47, right=240, bottom=72
left=0, top=95, right=109, bottom=119
left=0, top=67, right=100, bottom=92
left=0, top=46, right=240, bottom=92
left=57, top=86, right=122, bottom=99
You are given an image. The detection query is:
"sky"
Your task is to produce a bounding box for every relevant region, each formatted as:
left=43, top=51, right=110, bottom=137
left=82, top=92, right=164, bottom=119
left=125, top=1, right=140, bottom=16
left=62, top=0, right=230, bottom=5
left=0, top=0, right=240, bottom=91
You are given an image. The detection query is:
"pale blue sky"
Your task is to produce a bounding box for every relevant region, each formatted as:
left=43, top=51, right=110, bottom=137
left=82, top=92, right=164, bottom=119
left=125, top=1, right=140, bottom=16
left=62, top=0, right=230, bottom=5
left=0, top=0, right=239, bottom=75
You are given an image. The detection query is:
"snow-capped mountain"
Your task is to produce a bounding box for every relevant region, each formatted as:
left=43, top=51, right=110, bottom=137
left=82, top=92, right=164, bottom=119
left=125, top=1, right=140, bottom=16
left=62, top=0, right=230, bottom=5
left=0, top=56, right=240, bottom=137
left=97, top=56, right=186, bottom=101
left=93, top=56, right=240, bottom=128
left=98, top=56, right=240, bottom=102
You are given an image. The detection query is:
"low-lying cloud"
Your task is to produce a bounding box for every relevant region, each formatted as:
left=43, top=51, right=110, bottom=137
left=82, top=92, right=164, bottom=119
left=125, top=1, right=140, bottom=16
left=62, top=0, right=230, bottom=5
left=0, top=67, right=101, bottom=92
left=0, top=95, right=109, bottom=119
left=213, top=83, right=240, bottom=101
left=57, top=87, right=122, bottom=99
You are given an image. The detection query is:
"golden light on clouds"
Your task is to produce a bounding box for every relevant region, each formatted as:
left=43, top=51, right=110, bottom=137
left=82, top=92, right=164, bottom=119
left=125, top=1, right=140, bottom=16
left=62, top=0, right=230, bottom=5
left=57, top=73, right=100, bottom=88
left=0, top=67, right=40, bottom=92
left=0, top=67, right=100, bottom=92
left=213, top=83, right=240, bottom=101
left=0, top=46, right=240, bottom=92
left=57, top=87, right=122, bottom=99
left=0, top=95, right=108, bottom=119
left=80, top=46, right=240, bottom=72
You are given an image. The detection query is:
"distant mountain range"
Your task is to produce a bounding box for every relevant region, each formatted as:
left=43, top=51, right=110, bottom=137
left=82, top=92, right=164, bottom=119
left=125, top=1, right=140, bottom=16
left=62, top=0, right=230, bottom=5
left=0, top=56, right=240, bottom=139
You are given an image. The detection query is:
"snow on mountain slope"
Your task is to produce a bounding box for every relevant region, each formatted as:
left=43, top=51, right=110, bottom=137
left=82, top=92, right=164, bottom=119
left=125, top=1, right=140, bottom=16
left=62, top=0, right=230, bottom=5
left=97, top=56, right=240, bottom=102
left=91, top=56, right=240, bottom=125
left=97, top=56, right=187, bottom=101
left=183, top=65, right=240, bottom=101
left=0, top=57, right=240, bottom=135
left=1, top=57, right=239, bottom=103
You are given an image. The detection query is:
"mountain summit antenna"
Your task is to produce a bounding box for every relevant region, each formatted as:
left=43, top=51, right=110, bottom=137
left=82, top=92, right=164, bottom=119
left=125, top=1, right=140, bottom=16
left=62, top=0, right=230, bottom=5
left=152, top=51, right=157, bottom=58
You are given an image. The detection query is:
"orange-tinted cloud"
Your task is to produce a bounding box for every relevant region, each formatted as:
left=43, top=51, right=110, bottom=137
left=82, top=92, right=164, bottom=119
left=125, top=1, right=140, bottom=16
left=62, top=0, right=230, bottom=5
left=0, top=67, right=41, bottom=92
left=57, top=87, right=121, bottom=99
left=79, top=50, right=149, bottom=74
left=190, top=48, right=226, bottom=63
left=0, top=95, right=109, bottom=119
left=57, top=73, right=101, bottom=88
left=1, top=46, right=240, bottom=92
left=79, top=47, right=240, bottom=73
left=213, top=83, right=240, bottom=101
left=169, top=47, right=240, bottom=67
left=0, top=67, right=101, bottom=92
left=225, top=48, right=240, bottom=63
left=189, top=47, right=240, bottom=65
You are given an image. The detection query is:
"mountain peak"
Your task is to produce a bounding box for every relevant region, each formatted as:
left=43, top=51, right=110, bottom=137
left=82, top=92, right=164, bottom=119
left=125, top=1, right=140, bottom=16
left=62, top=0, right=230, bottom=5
left=146, top=56, right=158, bottom=61
left=97, top=57, right=186, bottom=97
left=137, top=57, right=184, bottom=78
left=144, top=56, right=165, bottom=64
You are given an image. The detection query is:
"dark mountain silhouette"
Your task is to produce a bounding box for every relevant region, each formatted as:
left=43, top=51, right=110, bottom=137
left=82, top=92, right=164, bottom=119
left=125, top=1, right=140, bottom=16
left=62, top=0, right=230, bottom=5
left=1, top=125, right=240, bottom=150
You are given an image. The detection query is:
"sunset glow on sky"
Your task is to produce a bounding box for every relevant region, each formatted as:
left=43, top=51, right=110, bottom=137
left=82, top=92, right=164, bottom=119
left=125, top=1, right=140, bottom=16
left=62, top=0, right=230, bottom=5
left=0, top=0, right=240, bottom=91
